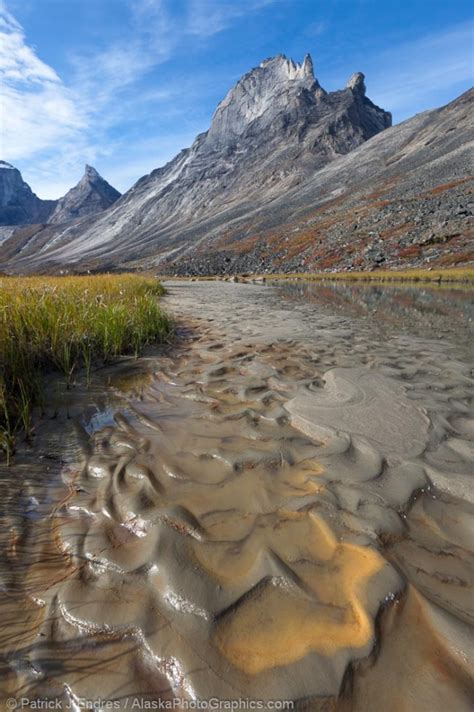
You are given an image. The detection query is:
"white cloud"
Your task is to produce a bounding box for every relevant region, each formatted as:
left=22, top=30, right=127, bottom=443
left=186, top=0, right=279, bottom=37
left=8, top=0, right=182, bottom=190
left=307, top=20, right=328, bottom=37
left=2, top=84, right=84, bottom=158
left=0, top=4, right=58, bottom=85
left=0, top=25, right=58, bottom=83
left=0, top=3, right=87, bottom=177
left=0, top=0, right=179, bottom=190
left=1, top=0, right=282, bottom=198
left=69, top=1, right=174, bottom=113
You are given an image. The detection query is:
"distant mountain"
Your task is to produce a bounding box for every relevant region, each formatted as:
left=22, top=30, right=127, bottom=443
left=48, top=165, right=121, bottom=224
left=0, top=161, right=56, bottom=225
left=1, top=55, right=472, bottom=273
left=0, top=54, right=390, bottom=269
left=0, top=163, right=120, bottom=227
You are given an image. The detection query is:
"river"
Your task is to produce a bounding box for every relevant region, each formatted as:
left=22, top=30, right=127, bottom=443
left=1, top=280, right=472, bottom=710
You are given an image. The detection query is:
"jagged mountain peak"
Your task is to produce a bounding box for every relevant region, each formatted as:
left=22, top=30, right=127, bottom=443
left=301, top=53, right=314, bottom=79
left=83, top=164, right=101, bottom=179
left=258, top=52, right=315, bottom=81
left=0, top=160, right=16, bottom=170
left=346, top=72, right=366, bottom=95
left=48, top=166, right=120, bottom=225
left=1, top=52, right=403, bottom=268
left=207, top=53, right=324, bottom=146
left=76, top=164, right=110, bottom=189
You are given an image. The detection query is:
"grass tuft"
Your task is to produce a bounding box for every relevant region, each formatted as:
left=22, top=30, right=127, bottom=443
left=0, top=273, right=172, bottom=462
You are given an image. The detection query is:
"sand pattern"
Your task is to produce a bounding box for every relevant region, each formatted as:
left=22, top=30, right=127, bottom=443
left=0, top=281, right=473, bottom=710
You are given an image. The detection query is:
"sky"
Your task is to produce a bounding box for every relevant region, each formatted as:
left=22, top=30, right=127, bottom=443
left=1, top=0, right=473, bottom=199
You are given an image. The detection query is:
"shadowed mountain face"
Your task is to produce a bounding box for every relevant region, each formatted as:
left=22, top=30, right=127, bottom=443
left=1, top=55, right=472, bottom=274
left=0, top=161, right=56, bottom=225
left=0, top=163, right=120, bottom=228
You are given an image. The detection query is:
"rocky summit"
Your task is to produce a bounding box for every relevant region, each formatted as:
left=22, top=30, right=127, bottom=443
left=1, top=54, right=472, bottom=274
left=1, top=54, right=391, bottom=270
left=48, top=165, right=121, bottom=224
left=0, top=163, right=120, bottom=228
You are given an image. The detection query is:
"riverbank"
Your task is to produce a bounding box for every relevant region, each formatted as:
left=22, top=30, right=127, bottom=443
left=167, top=265, right=474, bottom=285
left=0, top=274, right=171, bottom=462
left=262, top=265, right=474, bottom=284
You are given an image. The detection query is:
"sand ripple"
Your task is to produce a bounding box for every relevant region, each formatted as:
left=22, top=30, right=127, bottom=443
left=1, top=281, right=472, bottom=709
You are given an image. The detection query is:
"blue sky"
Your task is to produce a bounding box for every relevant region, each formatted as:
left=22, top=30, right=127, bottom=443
left=1, top=0, right=472, bottom=199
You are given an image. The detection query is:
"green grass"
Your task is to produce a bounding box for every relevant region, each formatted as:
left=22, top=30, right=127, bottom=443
left=0, top=273, right=172, bottom=462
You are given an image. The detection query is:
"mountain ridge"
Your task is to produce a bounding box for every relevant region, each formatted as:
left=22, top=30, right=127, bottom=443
left=2, top=54, right=394, bottom=270
left=1, top=54, right=472, bottom=273
left=0, top=163, right=121, bottom=228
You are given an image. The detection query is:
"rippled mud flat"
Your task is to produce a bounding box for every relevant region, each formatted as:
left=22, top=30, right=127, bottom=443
left=1, top=280, right=473, bottom=710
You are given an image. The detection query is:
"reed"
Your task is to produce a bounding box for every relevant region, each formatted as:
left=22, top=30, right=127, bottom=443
left=0, top=273, right=172, bottom=462
left=257, top=266, right=474, bottom=284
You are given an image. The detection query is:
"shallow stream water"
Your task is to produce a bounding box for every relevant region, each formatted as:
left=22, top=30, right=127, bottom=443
left=1, top=280, right=473, bottom=711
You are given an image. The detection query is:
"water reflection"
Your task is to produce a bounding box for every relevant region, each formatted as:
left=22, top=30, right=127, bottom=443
left=274, top=281, right=474, bottom=349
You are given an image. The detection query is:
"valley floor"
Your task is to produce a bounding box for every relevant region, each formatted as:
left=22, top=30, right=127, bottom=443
left=1, top=280, right=473, bottom=710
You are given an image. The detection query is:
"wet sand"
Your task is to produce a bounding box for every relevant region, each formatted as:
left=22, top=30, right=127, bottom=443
left=1, top=280, right=473, bottom=710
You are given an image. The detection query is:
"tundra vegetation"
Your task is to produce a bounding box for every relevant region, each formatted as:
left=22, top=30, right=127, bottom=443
left=264, top=266, right=474, bottom=284
left=171, top=266, right=474, bottom=285
left=0, top=273, right=171, bottom=462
